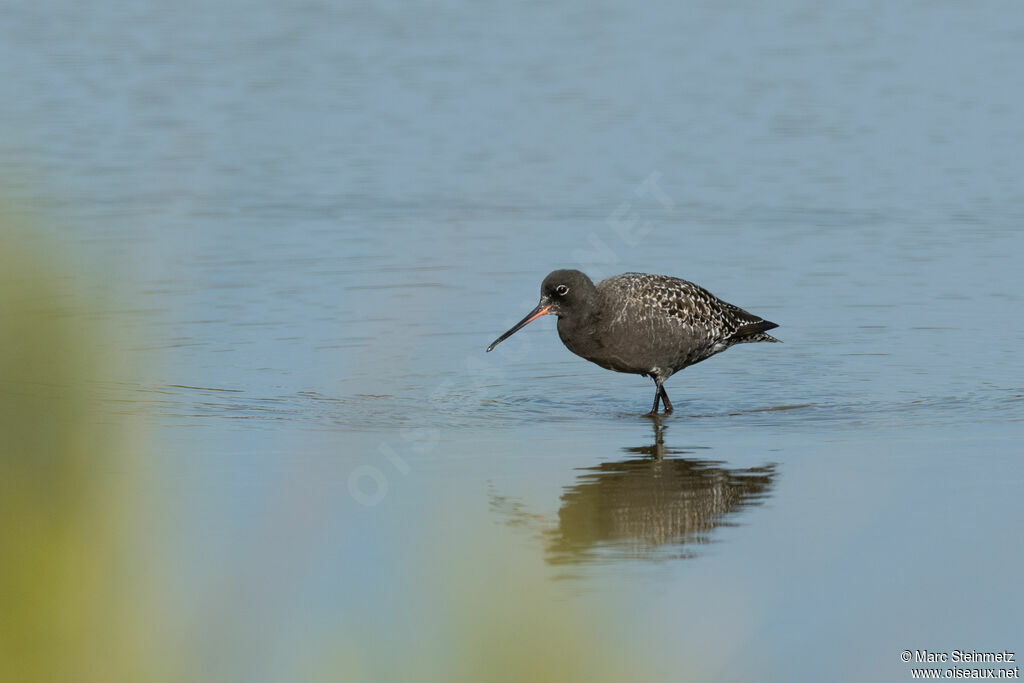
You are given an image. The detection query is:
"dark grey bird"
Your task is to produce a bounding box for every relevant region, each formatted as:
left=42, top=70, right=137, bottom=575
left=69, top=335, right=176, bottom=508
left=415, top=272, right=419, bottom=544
left=486, top=269, right=780, bottom=415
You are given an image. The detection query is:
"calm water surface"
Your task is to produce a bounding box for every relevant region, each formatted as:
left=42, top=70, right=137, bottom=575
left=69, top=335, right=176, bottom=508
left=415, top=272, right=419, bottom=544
left=2, top=1, right=1023, bottom=681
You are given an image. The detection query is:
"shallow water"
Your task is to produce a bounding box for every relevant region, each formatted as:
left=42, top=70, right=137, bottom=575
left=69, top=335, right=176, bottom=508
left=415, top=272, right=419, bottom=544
left=3, top=1, right=1023, bottom=681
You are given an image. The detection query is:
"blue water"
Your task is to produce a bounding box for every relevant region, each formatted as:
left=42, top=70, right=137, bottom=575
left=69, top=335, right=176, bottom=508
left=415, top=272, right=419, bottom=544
left=2, top=1, right=1023, bottom=681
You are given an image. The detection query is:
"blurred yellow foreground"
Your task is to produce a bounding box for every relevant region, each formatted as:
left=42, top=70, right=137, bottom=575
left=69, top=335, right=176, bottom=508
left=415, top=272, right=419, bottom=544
left=0, top=210, right=173, bottom=682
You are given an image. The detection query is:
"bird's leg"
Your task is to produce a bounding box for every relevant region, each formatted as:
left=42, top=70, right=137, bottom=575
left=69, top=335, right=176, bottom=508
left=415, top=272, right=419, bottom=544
left=647, top=383, right=662, bottom=416
left=658, top=384, right=674, bottom=415
left=647, top=376, right=670, bottom=416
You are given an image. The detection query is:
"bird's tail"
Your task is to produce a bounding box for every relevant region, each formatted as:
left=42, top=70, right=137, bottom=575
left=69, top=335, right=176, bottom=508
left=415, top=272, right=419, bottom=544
left=745, top=332, right=782, bottom=343
left=733, top=319, right=781, bottom=344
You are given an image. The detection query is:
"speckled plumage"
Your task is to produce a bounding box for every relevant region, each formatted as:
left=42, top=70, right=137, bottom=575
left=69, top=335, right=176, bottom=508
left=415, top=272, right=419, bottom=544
left=487, top=269, right=780, bottom=415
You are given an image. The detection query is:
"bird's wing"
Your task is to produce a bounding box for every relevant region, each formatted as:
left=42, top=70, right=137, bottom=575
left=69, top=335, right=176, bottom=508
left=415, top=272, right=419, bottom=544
left=599, top=273, right=778, bottom=354
left=640, top=276, right=741, bottom=337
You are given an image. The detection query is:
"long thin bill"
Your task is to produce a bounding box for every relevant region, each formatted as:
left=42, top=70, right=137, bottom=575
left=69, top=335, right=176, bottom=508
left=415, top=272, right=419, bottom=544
left=486, top=303, right=551, bottom=352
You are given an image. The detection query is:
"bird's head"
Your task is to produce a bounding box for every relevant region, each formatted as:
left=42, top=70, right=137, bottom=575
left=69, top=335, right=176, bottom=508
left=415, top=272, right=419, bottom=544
left=538, top=269, right=596, bottom=318
left=486, top=269, right=596, bottom=352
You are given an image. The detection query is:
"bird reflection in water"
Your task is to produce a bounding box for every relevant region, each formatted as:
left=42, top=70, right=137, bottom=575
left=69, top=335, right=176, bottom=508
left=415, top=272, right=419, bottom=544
left=492, top=418, right=776, bottom=564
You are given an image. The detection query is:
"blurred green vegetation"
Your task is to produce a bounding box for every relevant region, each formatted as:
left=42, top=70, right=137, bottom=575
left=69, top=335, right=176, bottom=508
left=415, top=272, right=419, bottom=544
left=0, top=211, right=172, bottom=683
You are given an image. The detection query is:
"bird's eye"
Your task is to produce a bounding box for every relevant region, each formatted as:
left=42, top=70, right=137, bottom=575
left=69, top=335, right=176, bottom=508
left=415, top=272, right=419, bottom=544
left=555, top=284, right=569, bottom=296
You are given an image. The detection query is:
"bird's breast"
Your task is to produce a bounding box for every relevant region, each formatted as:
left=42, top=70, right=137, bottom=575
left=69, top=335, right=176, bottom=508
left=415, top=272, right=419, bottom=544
left=557, top=314, right=657, bottom=375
